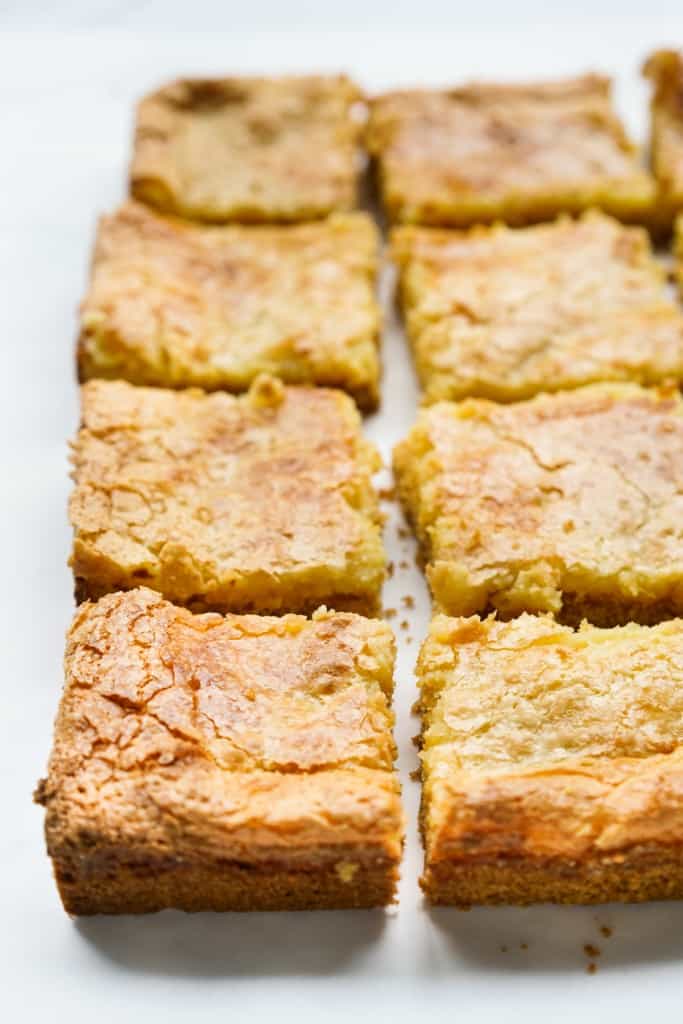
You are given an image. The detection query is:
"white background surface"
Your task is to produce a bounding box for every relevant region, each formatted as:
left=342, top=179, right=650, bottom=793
left=3, top=2, right=683, bottom=1021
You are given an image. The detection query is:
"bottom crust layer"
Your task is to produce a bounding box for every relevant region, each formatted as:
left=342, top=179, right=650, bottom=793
left=422, top=845, right=683, bottom=907
left=54, top=859, right=399, bottom=915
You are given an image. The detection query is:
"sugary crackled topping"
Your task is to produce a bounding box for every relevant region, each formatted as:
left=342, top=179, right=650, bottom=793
left=70, top=377, right=382, bottom=589
left=56, top=588, right=396, bottom=779
left=368, top=75, right=652, bottom=206
left=79, top=201, right=380, bottom=394
left=401, top=383, right=683, bottom=586
left=391, top=213, right=683, bottom=400
left=419, top=613, right=683, bottom=774
left=643, top=50, right=683, bottom=199
left=131, top=75, right=364, bottom=220
left=393, top=213, right=668, bottom=334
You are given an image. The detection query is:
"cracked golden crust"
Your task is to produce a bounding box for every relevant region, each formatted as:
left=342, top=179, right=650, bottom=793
left=394, top=383, right=683, bottom=624
left=643, top=50, right=683, bottom=218
left=70, top=377, right=386, bottom=615
left=38, top=589, right=403, bottom=913
left=131, top=75, right=364, bottom=223
left=367, top=75, right=656, bottom=227
left=78, top=201, right=381, bottom=410
left=392, top=212, right=683, bottom=403
left=418, top=613, right=683, bottom=904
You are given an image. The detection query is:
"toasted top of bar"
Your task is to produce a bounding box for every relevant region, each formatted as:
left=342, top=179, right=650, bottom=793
left=131, top=75, right=364, bottom=222
left=391, top=212, right=683, bottom=401
left=41, top=589, right=401, bottom=864
left=394, top=383, right=683, bottom=615
left=420, top=613, right=683, bottom=772
left=643, top=50, right=683, bottom=205
left=418, top=613, right=683, bottom=862
left=367, top=75, right=654, bottom=223
left=392, top=212, right=668, bottom=338
left=78, top=201, right=380, bottom=405
left=70, top=377, right=384, bottom=612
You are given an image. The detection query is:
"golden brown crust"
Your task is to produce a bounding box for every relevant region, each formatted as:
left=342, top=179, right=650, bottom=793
left=394, top=383, right=683, bottom=623
left=391, top=212, right=683, bottom=403
left=367, top=75, right=656, bottom=227
left=643, top=50, right=683, bottom=218
left=418, top=613, right=683, bottom=905
left=131, top=75, right=364, bottom=223
left=78, top=201, right=381, bottom=410
left=70, top=377, right=386, bottom=616
left=38, top=589, right=403, bottom=913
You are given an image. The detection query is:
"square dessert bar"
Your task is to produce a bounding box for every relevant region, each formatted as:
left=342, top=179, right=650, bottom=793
left=78, top=201, right=381, bottom=410
left=418, top=613, right=683, bottom=906
left=131, top=75, right=364, bottom=223
left=36, top=589, right=403, bottom=913
left=392, top=212, right=683, bottom=403
left=70, top=377, right=386, bottom=616
left=367, top=75, right=656, bottom=227
left=643, top=50, right=683, bottom=219
left=394, top=383, right=683, bottom=626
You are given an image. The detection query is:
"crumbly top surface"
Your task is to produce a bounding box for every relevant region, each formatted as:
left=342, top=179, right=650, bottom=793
left=395, top=383, right=683, bottom=602
left=79, top=201, right=380, bottom=399
left=131, top=75, right=364, bottom=221
left=391, top=212, right=683, bottom=401
left=393, top=213, right=667, bottom=335
left=420, top=613, right=683, bottom=773
left=643, top=50, right=683, bottom=201
left=368, top=75, right=653, bottom=214
left=70, top=377, right=383, bottom=604
left=419, top=612, right=683, bottom=862
left=43, top=589, right=401, bottom=861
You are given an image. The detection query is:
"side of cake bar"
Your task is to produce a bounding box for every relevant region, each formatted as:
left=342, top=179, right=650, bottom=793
left=392, top=212, right=683, bottom=403
left=367, top=75, right=656, bottom=227
left=78, top=201, right=381, bottom=410
left=36, top=589, right=403, bottom=913
left=394, top=383, right=683, bottom=625
left=70, top=377, right=386, bottom=616
left=643, top=50, right=683, bottom=220
left=131, top=75, right=364, bottom=223
left=418, top=613, right=683, bottom=905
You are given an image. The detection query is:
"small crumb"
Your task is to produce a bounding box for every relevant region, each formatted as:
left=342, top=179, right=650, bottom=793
left=583, top=944, right=601, bottom=959
left=400, top=619, right=409, bottom=631
left=406, top=636, right=413, bottom=645
left=398, top=526, right=411, bottom=540
left=500, top=944, right=508, bottom=953
left=384, top=608, right=397, bottom=620
left=398, top=560, right=410, bottom=570
left=387, top=561, right=395, bottom=578
left=378, top=486, right=396, bottom=502
left=520, top=943, right=528, bottom=951
left=402, top=595, right=415, bottom=609
left=586, top=963, right=597, bottom=975
left=599, top=925, right=613, bottom=939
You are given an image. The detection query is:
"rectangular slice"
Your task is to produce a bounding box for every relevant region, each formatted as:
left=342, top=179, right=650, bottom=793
left=36, top=588, right=403, bottom=913
left=394, top=383, right=683, bottom=625
left=392, top=212, right=683, bottom=403
left=367, top=75, right=656, bottom=227
left=418, top=613, right=683, bottom=906
left=70, top=377, right=385, bottom=615
left=78, top=201, right=381, bottom=410
left=643, top=50, right=683, bottom=219
left=131, top=75, right=364, bottom=223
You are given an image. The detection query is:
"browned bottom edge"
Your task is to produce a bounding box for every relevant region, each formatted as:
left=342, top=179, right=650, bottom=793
left=73, top=578, right=381, bottom=619
left=422, top=845, right=683, bottom=907
left=54, top=858, right=399, bottom=915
